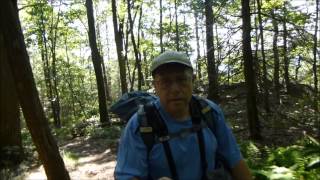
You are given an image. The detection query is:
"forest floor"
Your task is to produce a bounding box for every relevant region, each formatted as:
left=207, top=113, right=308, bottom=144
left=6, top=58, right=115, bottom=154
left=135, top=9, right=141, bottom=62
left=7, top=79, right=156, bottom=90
left=23, top=136, right=118, bottom=179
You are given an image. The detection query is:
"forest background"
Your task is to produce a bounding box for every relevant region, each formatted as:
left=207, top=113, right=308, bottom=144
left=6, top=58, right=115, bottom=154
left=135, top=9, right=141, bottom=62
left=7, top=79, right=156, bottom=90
left=0, top=0, right=319, bottom=179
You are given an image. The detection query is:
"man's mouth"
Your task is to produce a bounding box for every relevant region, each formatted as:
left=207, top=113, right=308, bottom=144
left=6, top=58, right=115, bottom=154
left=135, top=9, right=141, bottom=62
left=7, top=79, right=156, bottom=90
left=170, top=98, right=184, bottom=102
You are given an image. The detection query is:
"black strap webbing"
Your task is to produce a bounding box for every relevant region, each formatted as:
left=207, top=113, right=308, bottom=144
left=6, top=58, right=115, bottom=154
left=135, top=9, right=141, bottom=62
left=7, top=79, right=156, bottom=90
left=144, top=103, right=179, bottom=180
left=190, top=97, right=208, bottom=179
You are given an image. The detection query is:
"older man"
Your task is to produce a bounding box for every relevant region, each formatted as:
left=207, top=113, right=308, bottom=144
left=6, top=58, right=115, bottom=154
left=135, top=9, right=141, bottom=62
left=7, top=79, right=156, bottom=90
left=114, top=51, right=252, bottom=180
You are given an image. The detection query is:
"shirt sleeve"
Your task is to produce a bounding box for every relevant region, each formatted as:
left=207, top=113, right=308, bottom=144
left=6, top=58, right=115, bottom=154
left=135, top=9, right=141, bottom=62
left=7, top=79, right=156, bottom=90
left=114, top=113, right=149, bottom=180
left=206, top=99, right=243, bottom=169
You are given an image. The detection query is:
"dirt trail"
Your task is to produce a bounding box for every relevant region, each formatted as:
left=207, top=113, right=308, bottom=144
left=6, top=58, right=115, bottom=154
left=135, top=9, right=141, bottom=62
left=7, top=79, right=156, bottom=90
left=23, top=137, right=117, bottom=180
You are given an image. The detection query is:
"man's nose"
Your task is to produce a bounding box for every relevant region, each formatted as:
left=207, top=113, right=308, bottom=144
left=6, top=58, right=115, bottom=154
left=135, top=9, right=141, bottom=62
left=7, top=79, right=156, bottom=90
left=170, top=80, right=180, bottom=90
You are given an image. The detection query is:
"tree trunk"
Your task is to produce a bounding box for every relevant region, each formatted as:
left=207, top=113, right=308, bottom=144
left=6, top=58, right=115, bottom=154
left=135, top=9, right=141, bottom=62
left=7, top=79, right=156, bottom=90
left=271, top=10, right=280, bottom=105
left=205, top=0, right=219, bottom=102
left=38, top=6, right=56, bottom=124
left=64, top=38, right=77, bottom=119
left=194, top=10, right=202, bottom=83
left=313, top=0, right=319, bottom=112
left=111, top=0, right=128, bottom=94
left=96, top=12, right=112, bottom=102
left=215, top=25, right=220, bottom=68
left=241, top=0, right=262, bottom=140
left=85, top=0, right=110, bottom=124
left=0, top=39, right=22, bottom=163
left=105, top=22, right=113, bottom=101
left=174, top=0, right=180, bottom=51
left=0, top=1, right=70, bottom=179
left=160, top=0, right=164, bottom=53
left=283, top=2, right=290, bottom=93
left=253, top=0, right=262, bottom=89
left=257, top=0, right=270, bottom=113
left=138, top=4, right=144, bottom=87
left=295, top=55, right=302, bottom=81
left=127, top=0, right=143, bottom=90
left=49, top=2, right=62, bottom=128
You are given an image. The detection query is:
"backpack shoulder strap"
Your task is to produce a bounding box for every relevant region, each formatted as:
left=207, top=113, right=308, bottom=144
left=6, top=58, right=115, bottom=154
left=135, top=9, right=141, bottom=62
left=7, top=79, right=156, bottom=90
left=139, top=102, right=179, bottom=180
left=193, top=96, right=216, bottom=132
left=137, top=104, right=154, bottom=152
left=193, top=96, right=231, bottom=171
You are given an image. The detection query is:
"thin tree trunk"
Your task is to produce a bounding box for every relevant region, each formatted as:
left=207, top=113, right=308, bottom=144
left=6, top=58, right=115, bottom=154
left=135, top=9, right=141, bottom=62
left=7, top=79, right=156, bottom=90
left=283, top=2, right=290, bottom=93
left=105, top=22, right=112, bottom=101
left=271, top=9, right=280, bottom=105
left=174, top=0, right=179, bottom=51
left=85, top=0, right=110, bottom=124
left=215, top=24, right=221, bottom=71
left=295, top=55, right=302, bottom=81
left=0, top=1, right=70, bottom=179
left=257, top=0, right=270, bottom=113
left=138, top=4, right=144, bottom=87
left=313, top=0, right=319, bottom=112
left=127, top=0, right=142, bottom=90
left=111, top=0, right=128, bottom=94
left=39, top=5, right=55, bottom=123
left=253, top=0, right=262, bottom=89
left=64, top=38, right=77, bottom=119
left=160, top=0, right=164, bottom=52
left=205, top=0, right=219, bottom=102
left=241, top=0, right=262, bottom=140
left=95, top=9, right=112, bottom=102
left=194, top=10, right=202, bottom=82
left=49, top=1, right=62, bottom=128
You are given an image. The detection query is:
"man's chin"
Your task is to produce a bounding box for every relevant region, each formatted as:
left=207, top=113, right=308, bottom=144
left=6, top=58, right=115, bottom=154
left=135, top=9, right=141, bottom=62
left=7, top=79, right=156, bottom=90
left=168, top=101, right=187, bottom=110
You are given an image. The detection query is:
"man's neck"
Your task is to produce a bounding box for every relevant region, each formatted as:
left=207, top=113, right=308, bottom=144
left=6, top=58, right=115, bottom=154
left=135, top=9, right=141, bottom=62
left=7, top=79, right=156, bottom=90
left=166, top=108, right=190, bottom=122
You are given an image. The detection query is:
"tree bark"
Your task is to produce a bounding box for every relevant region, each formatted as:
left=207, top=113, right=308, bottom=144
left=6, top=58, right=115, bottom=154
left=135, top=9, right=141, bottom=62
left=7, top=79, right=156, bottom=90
left=256, top=0, right=270, bottom=113
left=127, top=0, right=143, bottom=90
left=160, top=0, right=164, bottom=53
left=241, top=0, right=262, bottom=140
left=283, top=2, right=290, bottom=93
left=313, top=0, right=319, bottom=112
left=174, top=0, right=180, bottom=51
left=205, top=0, right=219, bottom=102
left=271, top=9, right=280, bottom=105
left=194, top=10, right=202, bottom=83
left=38, top=5, right=56, bottom=125
left=111, top=0, right=128, bottom=94
left=0, top=1, right=70, bottom=179
left=0, top=38, right=22, bottom=163
left=64, top=38, right=77, bottom=119
left=49, top=1, right=62, bottom=128
left=85, top=0, right=110, bottom=124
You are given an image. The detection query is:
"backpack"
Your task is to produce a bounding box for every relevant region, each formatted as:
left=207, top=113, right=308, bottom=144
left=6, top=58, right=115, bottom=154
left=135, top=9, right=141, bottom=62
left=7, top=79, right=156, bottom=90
left=110, top=91, right=157, bottom=122
left=110, top=91, right=231, bottom=180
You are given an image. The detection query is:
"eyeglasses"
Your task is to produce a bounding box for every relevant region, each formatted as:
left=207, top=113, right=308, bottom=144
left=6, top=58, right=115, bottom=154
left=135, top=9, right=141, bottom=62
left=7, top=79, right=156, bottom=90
left=154, top=76, right=192, bottom=88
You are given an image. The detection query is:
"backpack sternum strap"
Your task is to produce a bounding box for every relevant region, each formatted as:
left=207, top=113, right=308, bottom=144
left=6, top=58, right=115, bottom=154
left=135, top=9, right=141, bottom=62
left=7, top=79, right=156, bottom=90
left=156, top=123, right=207, bottom=143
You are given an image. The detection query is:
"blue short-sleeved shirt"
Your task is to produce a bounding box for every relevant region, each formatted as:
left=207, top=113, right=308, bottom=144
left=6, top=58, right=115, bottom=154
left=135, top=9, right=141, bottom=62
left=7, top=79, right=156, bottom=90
left=115, top=98, right=242, bottom=180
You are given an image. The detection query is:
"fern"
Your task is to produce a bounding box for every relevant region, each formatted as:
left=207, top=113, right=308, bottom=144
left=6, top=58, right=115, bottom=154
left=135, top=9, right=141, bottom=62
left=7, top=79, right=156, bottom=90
left=244, top=135, right=320, bottom=179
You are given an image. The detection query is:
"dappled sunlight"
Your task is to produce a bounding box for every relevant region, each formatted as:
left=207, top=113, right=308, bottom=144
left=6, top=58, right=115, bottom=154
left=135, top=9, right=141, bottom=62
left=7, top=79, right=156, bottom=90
left=24, top=139, right=117, bottom=179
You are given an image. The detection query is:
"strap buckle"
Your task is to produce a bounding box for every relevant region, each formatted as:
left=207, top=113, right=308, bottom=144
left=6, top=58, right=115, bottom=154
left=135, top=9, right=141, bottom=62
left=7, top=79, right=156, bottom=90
left=158, top=135, right=170, bottom=142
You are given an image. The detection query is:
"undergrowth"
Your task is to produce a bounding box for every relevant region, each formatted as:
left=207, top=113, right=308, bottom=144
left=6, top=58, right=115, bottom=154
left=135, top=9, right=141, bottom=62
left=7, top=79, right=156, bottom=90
left=241, top=135, right=320, bottom=179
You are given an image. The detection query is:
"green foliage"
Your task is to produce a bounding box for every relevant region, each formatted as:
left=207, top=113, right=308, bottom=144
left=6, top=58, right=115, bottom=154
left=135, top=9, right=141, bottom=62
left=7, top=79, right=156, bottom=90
left=242, top=136, right=320, bottom=179
left=87, top=125, right=123, bottom=140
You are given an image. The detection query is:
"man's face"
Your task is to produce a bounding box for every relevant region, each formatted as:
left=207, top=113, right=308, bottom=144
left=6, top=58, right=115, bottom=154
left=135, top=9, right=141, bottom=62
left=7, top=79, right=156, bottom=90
left=153, top=65, right=193, bottom=116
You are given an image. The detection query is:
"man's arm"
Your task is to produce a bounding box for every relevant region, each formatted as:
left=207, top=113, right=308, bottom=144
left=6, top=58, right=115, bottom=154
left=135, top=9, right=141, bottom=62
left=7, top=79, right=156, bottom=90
left=114, top=114, right=149, bottom=179
left=231, top=159, right=253, bottom=180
